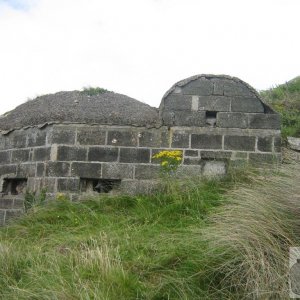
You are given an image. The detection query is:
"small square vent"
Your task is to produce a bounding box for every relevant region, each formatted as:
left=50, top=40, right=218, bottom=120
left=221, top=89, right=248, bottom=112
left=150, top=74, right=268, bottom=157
left=206, top=111, right=217, bottom=127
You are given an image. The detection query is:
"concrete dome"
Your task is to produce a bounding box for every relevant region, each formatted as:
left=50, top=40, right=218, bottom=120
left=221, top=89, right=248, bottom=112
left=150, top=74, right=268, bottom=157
left=0, top=90, right=159, bottom=132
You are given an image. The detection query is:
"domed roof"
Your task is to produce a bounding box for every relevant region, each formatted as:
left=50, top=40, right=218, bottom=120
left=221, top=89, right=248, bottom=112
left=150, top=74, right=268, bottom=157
left=0, top=90, right=159, bottom=132
left=160, top=74, right=274, bottom=114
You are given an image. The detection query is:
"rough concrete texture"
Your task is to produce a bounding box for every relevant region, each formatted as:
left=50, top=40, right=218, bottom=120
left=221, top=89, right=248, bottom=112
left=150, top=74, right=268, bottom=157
left=0, top=74, right=281, bottom=225
left=0, top=91, right=160, bottom=132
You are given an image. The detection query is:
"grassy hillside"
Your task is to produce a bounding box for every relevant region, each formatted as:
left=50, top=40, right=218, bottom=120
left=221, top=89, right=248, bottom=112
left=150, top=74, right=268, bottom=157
left=1, top=162, right=300, bottom=299
left=260, top=76, right=300, bottom=138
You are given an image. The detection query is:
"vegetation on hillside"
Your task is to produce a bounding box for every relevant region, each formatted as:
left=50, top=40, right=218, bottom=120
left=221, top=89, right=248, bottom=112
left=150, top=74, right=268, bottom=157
left=80, top=86, right=109, bottom=96
left=1, top=162, right=300, bottom=299
left=260, top=76, right=300, bottom=138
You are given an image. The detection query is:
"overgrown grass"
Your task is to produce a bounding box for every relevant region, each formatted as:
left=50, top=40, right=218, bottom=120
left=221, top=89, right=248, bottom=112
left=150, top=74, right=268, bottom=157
left=260, top=76, right=300, bottom=138
left=0, top=164, right=300, bottom=299
left=80, top=87, right=109, bottom=96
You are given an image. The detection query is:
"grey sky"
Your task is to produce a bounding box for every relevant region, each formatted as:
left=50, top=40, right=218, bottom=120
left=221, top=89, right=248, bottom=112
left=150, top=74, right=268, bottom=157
left=0, top=0, right=299, bottom=115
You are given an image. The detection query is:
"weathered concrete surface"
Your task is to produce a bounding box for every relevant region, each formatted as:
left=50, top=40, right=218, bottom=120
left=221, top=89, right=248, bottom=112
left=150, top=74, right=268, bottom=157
left=0, top=91, right=160, bottom=132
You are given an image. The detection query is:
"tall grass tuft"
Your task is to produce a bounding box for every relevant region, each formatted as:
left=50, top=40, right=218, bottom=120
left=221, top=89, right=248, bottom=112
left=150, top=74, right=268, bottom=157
left=201, top=162, right=300, bottom=299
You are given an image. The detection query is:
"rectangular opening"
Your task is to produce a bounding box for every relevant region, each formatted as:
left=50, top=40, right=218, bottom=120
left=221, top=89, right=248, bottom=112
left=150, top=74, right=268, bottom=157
left=2, top=178, right=27, bottom=195
left=206, top=111, right=217, bottom=127
left=80, top=178, right=121, bottom=193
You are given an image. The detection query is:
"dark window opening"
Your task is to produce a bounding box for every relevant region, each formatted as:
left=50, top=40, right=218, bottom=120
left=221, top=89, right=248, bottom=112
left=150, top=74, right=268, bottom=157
left=80, top=178, right=121, bottom=194
left=206, top=111, right=217, bottom=127
left=2, top=178, right=27, bottom=195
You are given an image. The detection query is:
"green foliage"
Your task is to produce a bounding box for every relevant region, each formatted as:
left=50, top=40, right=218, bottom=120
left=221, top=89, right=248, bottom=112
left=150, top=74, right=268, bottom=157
left=80, top=86, right=109, bottom=96
left=0, top=177, right=227, bottom=299
left=260, top=76, right=300, bottom=138
left=24, top=188, right=47, bottom=212
left=1, top=164, right=300, bottom=299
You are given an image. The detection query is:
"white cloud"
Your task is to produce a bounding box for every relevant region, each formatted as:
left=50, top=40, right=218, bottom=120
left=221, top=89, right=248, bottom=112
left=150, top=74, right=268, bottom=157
left=0, top=0, right=299, bottom=114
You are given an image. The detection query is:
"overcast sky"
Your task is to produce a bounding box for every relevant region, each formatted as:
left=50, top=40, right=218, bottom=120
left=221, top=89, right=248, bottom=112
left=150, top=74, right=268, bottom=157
left=0, top=0, right=299, bottom=115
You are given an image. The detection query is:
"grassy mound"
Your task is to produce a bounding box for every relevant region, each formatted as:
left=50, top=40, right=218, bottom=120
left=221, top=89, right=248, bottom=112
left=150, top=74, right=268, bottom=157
left=0, top=164, right=300, bottom=299
left=260, top=76, right=300, bottom=138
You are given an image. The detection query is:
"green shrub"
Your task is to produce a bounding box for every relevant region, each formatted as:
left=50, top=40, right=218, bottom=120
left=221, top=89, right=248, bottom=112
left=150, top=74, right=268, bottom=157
left=80, top=86, right=109, bottom=96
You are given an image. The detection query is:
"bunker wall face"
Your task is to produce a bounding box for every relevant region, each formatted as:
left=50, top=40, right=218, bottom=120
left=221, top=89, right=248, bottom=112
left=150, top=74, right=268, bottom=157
left=0, top=121, right=281, bottom=224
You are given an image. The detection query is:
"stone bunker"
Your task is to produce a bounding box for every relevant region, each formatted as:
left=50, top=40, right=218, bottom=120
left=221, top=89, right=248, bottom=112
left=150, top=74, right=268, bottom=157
left=0, top=74, right=281, bottom=224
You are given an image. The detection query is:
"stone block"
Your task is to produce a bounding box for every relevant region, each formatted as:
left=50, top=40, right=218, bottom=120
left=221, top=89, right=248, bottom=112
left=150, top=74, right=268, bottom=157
left=11, top=149, right=30, bottom=163
left=181, top=78, right=213, bottom=96
left=163, top=111, right=206, bottom=127
left=223, top=81, right=255, bottom=97
left=36, top=163, right=45, bottom=177
left=249, top=153, right=281, bottom=164
left=27, top=129, right=47, bottom=147
left=134, top=165, right=161, bottom=179
left=102, top=163, right=134, bottom=179
left=57, top=146, right=87, bottom=161
left=107, top=131, right=137, bottom=147
left=46, top=162, right=70, bottom=177
left=200, top=151, right=232, bottom=160
left=26, top=177, right=35, bottom=191
left=5, top=209, right=23, bottom=223
left=191, top=134, right=222, bottom=149
left=138, top=131, right=169, bottom=148
left=183, top=158, right=202, bottom=165
left=13, top=199, right=24, bottom=209
left=217, top=112, right=248, bottom=128
left=0, top=165, right=17, bottom=177
left=0, top=136, right=5, bottom=150
left=42, top=178, right=56, bottom=193
left=176, top=165, right=202, bottom=178
left=9, top=131, right=27, bottom=149
left=184, top=150, right=199, bottom=157
left=248, top=114, right=280, bottom=129
left=17, top=163, right=36, bottom=177
left=231, top=152, right=248, bottom=160
left=71, top=162, right=102, bottom=178
left=177, top=111, right=206, bottom=127
left=257, top=137, right=272, bottom=152
left=212, top=78, right=225, bottom=95
left=32, top=147, right=51, bottom=161
left=57, top=178, right=80, bottom=192
left=163, top=95, right=192, bottom=110
left=77, top=127, right=106, bottom=145
left=119, top=179, right=160, bottom=195
left=49, top=127, right=76, bottom=144
left=171, top=132, right=189, bottom=148
left=0, top=210, right=5, bottom=226
left=202, top=161, right=226, bottom=176
left=198, top=96, right=231, bottom=112
left=0, top=199, right=14, bottom=209
left=0, top=151, right=11, bottom=165
left=224, top=136, right=255, bottom=151
left=274, top=137, right=281, bottom=152
left=231, top=97, right=264, bottom=113
left=119, top=148, right=150, bottom=163
left=88, top=147, right=118, bottom=162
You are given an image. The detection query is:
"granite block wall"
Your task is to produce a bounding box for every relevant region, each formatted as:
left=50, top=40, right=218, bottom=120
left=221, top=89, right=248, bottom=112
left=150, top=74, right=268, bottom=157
left=0, top=74, right=281, bottom=225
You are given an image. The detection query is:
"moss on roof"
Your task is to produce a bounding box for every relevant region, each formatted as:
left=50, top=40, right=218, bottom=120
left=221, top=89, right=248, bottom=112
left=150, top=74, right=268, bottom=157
left=0, top=91, right=159, bottom=132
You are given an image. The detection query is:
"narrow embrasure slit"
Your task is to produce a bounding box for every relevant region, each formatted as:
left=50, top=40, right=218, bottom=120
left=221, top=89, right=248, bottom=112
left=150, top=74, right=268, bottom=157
left=80, top=179, right=121, bottom=193
left=2, top=178, right=27, bottom=195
